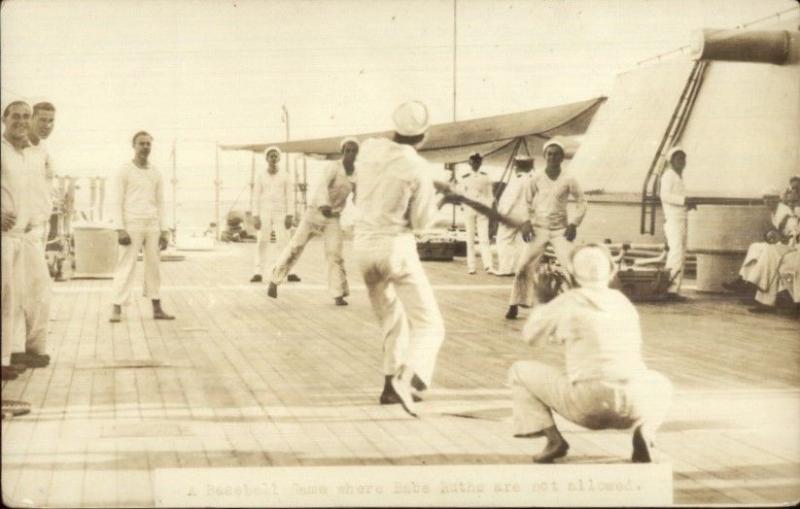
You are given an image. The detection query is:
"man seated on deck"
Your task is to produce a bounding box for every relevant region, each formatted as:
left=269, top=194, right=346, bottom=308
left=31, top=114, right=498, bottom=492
left=723, top=187, right=799, bottom=314
left=508, top=243, right=672, bottom=463
left=267, top=137, right=358, bottom=306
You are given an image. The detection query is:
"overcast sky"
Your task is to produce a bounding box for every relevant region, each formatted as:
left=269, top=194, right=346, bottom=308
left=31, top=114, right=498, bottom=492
left=2, top=0, right=797, bottom=227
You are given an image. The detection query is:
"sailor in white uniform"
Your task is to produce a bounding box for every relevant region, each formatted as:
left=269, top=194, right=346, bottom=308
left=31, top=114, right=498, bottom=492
left=495, top=155, right=533, bottom=276
left=268, top=138, right=357, bottom=306
left=659, top=147, right=693, bottom=301
left=509, top=243, right=673, bottom=463
left=353, top=101, right=449, bottom=417
left=506, top=140, right=587, bottom=319
left=109, top=131, right=174, bottom=323
left=11, top=102, right=57, bottom=368
left=2, top=101, right=33, bottom=384
left=251, top=146, right=294, bottom=283
left=459, top=153, right=494, bottom=274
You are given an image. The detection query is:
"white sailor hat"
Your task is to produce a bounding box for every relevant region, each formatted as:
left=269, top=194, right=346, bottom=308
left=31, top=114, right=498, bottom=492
left=666, top=146, right=685, bottom=160
left=265, top=146, right=282, bottom=157
left=392, top=101, right=430, bottom=136
left=542, top=139, right=565, bottom=154
left=569, top=243, right=615, bottom=289
left=339, top=137, right=359, bottom=151
left=761, top=186, right=782, bottom=198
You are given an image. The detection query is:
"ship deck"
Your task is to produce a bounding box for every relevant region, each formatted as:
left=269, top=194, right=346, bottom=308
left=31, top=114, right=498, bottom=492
left=2, top=240, right=799, bottom=507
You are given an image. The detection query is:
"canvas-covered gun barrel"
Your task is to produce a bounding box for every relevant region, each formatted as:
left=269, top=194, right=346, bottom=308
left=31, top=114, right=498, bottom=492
left=691, top=29, right=791, bottom=65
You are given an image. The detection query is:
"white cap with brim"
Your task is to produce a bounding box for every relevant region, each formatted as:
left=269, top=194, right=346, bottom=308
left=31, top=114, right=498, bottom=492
left=543, top=140, right=565, bottom=154
left=393, top=101, right=429, bottom=136
left=667, top=146, right=685, bottom=160
left=569, top=244, right=615, bottom=289
left=265, top=146, right=282, bottom=157
left=761, top=187, right=782, bottom=197
left=339, top=137, right=359, bottom=151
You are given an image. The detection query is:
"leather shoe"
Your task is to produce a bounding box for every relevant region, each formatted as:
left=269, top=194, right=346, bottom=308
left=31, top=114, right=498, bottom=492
left=287, top=274, right=301, bottom=282
left=250, top=274, right=263, bottom=283
left=1, top=367, right=19, bottom=381
left=153, top=310, right=175, bottom=320
left=1, top=399, right=31, bottom=418
left=505, top=305, right=518, bottom=320
left=11, top=352, right=50, bottom=368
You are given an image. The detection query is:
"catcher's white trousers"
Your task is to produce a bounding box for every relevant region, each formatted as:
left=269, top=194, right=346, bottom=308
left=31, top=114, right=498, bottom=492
left=110, top=218, right=161, bottom=306
left=254, top=210, right=288, bottom=276
left=354, top=233, right=444, bottom=387
left=508, top=360, right=672, bottom=437
left=271, top=211, right=349, bottom=298
left=663, top=212, right=687, bottom=294
left=464, top=208, right=492, bottom=272
left=509, top=227, right=573, bottom=307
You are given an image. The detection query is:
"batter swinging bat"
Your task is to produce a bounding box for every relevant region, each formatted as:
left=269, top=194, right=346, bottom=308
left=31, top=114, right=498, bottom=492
left=433, top=180, right=527, bottom=229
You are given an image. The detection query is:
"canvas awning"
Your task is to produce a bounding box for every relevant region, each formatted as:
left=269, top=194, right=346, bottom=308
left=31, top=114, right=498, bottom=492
left=220, top=97, right=604, bottom=165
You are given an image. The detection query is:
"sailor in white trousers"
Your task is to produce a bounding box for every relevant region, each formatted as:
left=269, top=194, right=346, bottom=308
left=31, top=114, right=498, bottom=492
left=659, top=147, right=694, bottom=302
left=251, top=146, right=294, bottom=283
left=354, top=101, right=448, bottom=417
left=506, top=140, right=587, bottom=320
left=109, top=131, right=174, bottom=323
left=509, top=243, right=673, bottom=463
left=495, top=156, right=533, bottom=276
left=12, top=102, right=57, bottom=368
left=459, top=153, right=494, bottom=274
left=268, top=139, right=357, bottom=305
left=2, top=101, right=34, bottom=385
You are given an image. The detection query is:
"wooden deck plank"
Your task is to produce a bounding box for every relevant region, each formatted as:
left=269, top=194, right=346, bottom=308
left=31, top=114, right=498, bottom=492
left=2, top=241, right=798, bottom=507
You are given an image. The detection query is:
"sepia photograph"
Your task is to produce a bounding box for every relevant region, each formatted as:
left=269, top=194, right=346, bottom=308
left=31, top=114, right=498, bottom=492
left=1, top=0, right=799, bottom=506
